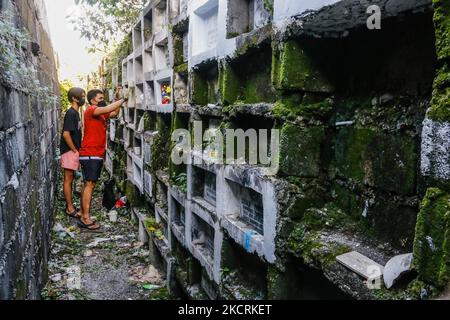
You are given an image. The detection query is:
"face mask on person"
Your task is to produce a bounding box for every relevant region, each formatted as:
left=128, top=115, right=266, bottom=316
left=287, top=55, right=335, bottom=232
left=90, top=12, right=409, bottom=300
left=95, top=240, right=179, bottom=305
left=98, top=101, right=107, bottom=107
left=76, top=98, right=85, bottom=107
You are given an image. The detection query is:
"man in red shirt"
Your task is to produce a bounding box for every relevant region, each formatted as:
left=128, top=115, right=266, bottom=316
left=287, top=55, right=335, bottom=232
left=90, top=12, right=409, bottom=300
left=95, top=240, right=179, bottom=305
left=78, top=89, right=127, bottom=231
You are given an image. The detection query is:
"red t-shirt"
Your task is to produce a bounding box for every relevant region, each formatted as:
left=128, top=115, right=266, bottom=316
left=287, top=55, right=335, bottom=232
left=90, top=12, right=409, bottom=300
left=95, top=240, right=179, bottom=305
left=79, top=105, right=110, bottom=157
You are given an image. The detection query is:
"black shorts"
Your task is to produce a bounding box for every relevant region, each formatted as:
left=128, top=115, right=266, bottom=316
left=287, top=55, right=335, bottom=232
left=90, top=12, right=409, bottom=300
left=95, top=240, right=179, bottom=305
left=79, top=157, right=104, bottom=182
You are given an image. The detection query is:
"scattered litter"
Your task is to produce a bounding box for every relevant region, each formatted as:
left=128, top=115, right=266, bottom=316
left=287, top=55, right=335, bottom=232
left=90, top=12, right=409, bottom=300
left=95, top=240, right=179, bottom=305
left=53, top=223, right=75, bottom=239
left=383, top=253, right=414, bottom=289
left=336, top=251, right=384, bottom=281
left=143, top=284, right=163, bottom=291
left=50, top=274, right=62, bottom=282
left=129, top=265, right=163, bottom=285
left=114, top=197, right=127, bottom=209
left=108, top=210, right=118, bottom=222
left=335, top=121, right=354, bottom=127
left=84, top=250, right=94, bottom=257
left=86, top=237, right=112, bottom=248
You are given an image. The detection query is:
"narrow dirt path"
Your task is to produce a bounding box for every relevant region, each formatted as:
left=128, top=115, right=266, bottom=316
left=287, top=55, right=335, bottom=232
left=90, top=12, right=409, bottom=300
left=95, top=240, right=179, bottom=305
left=42, top=173, right=171, bottom=300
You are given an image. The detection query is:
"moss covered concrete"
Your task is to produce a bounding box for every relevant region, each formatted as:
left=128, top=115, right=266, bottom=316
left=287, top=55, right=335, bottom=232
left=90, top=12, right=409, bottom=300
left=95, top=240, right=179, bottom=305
left=413, top=188, right=450, bottom=288
left=433, top=0, right=450, bottom=61
left=333, top=127, right=418, bottom=196
left=279, top=124, right=325, bottom=177
left=272, top=40, right=334, bottom=93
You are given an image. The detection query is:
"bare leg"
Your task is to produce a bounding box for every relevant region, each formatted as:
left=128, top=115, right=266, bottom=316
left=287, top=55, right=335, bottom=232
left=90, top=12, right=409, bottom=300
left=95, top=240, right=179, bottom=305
left=80, top=180, right=100, bottom=228
left=63, top=169, right=75, bottom=214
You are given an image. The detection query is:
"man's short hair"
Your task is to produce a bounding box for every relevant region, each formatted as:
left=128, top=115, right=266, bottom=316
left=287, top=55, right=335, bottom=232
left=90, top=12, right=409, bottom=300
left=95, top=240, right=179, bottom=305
left=87, top=89, right=104, bottom=104
left=68, top=87, right=85, bottom=103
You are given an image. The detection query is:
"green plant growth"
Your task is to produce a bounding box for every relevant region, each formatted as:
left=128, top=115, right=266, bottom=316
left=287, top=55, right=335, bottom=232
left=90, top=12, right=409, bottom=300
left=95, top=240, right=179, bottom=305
left=413, top=188, right=450, bottom=288
left=0, top=12, right=57, bottom=105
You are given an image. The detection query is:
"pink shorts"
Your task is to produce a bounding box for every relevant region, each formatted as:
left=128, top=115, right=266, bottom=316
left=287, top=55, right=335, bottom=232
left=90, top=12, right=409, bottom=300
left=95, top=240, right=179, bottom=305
left=61, top=151, right=80, bottom=171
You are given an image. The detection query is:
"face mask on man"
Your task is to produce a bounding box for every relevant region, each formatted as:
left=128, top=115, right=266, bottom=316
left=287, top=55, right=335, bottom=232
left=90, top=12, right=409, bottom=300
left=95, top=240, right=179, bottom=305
left=76, top=98, right=85, bottom=107
left=98, top=101, right=107, bottom=107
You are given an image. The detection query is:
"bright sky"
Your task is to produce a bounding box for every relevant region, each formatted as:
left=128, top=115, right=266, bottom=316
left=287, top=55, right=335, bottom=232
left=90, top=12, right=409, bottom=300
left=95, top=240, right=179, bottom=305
left=43, top=0, right=104, bottom=87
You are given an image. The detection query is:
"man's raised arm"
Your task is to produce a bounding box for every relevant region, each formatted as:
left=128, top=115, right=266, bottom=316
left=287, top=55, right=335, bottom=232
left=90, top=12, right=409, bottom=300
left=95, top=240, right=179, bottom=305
left=93, top=99, right=126, bottom=117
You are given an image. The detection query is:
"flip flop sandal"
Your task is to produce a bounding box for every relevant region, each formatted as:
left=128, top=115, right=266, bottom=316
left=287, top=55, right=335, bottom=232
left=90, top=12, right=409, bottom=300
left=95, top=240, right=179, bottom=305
left=77, top=219, right=101, bottom=231
left=66, top=207, right=81, bottom=219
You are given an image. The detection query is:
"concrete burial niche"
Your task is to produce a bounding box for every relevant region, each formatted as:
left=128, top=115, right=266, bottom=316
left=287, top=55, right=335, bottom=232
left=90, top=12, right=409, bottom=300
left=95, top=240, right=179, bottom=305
left=153, top=0, right=168, bottom=35
left=144, top=170, right=153, bottom=198
left=226, top=0, right=255, bottom=38
left=143, top=9, right=153, bottom=43
left=190, top=61, right=220, bottom=105
left=133, top=21, right=143, bottom=51
left=220, top=234, right=268, bottom=299
left=144, top=80, right=155, bottom=108
left=190, top=0, right=219, bottom=59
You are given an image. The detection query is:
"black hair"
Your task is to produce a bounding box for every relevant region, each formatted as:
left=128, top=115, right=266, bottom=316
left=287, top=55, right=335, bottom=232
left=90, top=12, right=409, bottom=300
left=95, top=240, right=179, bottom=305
left=68, top=87, right=85, bottom=103
left=87, top=89, right=104, bottom=105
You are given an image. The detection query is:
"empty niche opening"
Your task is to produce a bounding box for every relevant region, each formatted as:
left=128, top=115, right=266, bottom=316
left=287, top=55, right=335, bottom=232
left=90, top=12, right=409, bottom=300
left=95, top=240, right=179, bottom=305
left=144, top=47, right=154, bottom=73
left=201, top=270, right=218, bottom=299
left=122, top=62, right=128, bottom=85
left=156, top=179, right=169, bottom=211
left=174, top=72, right=188, bottom=105
left=144, top=170, right=152, bottom=196
left=171, top=112, right=189, bottom=191
left=133, top=23, right=142, bottom=49
left=156, top=212, right=169, bottom=241
left=173, top=30, right=189, bottom=66
left=170, top=0, right=180, bottom=19
left=155, top=41, right=170, bottom=71
left=128, top=108, right=135, bottom=125
left=172, top=196, right=186, bottom=230
left=192, top=0, right=218, bottom=56
left=290, top=11, right=436, bottom=96
left=133, top=133, right=142, bottom=156
left=127, top=154, right=133, bottom=177
left=143, top=10, right=153, bottom=42
left=192, top=62, right=219, bottom=105
left=127, top=58, right=134, bottom=86
left=227, top=114, right=274, bottom=166
left=226, top=0, right=255, bottom=39
left=192, top=166, right=216, bottom=206
left=172, top=240, right=205, bottom=297
left=133, top=161, right=143, bottom=187
left=135, top=56, right=143, bottom=85
left=222, top=44, right=275, bottom=105
left=273, top=256, right=353, bottom=300
left=156, top=78, right=172, bottom=106
left=226, top=179, right=264, bottom=235
left=191, top=213, right=215, bottom=261
left=136, top=84, right=144, bottom=107
left=153, top=0, right=168, bottom=35
left=144, top=80, right=155, bottom=107
left=221, top=235, right=267, bottom=299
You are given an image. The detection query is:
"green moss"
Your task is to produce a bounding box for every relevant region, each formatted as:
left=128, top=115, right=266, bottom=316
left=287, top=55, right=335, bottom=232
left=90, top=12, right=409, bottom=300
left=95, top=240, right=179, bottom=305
left=263, top=0, right=274, bottom=16
left=219, top=62, right=240, bottom=105
left=273, top=41, right=334, bottom=93
left=174, top=63, right=188, bottom=75
left=433, top=0, right=450, bottom=61
left=334, top=127, right=418, bottom=195
left=287, top=204, right=354, bottom=268
left=151, top=115, right=171, bottom=172
left=427, top=64, right=450, bottom=122
left=413, top=188, right=450, bottom=288
left=173, top=34, right=184, bottom=66
left=279, top=124, right=325, bottom=177
left=271, top=96, right=333, bottom=120
left=190, top=71, right=208, bottom=105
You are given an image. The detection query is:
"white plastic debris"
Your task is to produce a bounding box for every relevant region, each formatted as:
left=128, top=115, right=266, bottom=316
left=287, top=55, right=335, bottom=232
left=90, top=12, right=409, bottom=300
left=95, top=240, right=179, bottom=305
left=383, top=253, right=413, bottom=289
